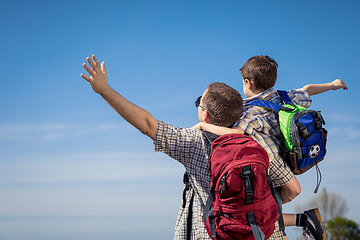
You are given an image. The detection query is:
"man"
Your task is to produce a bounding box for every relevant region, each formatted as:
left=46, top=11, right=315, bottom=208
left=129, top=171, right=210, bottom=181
left=81, top=55, right=244, bottom=239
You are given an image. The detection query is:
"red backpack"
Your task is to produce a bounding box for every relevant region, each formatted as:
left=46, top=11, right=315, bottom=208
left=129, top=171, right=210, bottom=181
left=203, top=133, right=280, bottom=240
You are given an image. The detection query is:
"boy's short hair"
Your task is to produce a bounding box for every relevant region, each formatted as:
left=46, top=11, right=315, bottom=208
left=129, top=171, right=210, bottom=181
left=240, top=55, right=278, bottom=91
left=203, top=82, right=243, bottom=127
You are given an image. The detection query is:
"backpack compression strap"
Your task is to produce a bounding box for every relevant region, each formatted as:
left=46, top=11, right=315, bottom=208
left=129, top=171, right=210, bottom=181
left=241, top=166, right=266, bottom=240
left=247, top=212, right=266, bottom=240
left=241, top=166, right=254, bottom=204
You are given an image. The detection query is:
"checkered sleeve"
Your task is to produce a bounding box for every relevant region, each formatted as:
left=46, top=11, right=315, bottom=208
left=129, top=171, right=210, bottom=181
left=287, top=88, right=312, bottom=108
left=268, top=221, right=284, bottom=240
left=268, top=154, right=294, bottom=188
left=153, top=121, right=203, bottom=166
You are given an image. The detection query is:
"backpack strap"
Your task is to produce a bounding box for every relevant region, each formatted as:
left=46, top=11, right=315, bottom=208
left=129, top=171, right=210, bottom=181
left=241, top=166, right=266, bottom=240
left=268, top=177, right=285, bottom=232
left=201, top=131, right=219, bottom=239
left=277, top=90, right=293, bottom=105
left=203, top=189, right=217, bottom=238
left=186, top=192, right=195, bottom=240
left=247, top=212, right=266, bottom=240
left=182, top=172, right=191, bottom=208
left=241, top=166, right=254, bottom=204
left=182, top=172, right=195, bottom=240
left=203, top=189, right=214, bottom=222
left=246, top=99, right=294, bottom=112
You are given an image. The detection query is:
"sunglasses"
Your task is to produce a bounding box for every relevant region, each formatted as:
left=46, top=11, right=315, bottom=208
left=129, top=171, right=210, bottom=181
left=195, top=96, right=205, bottom=110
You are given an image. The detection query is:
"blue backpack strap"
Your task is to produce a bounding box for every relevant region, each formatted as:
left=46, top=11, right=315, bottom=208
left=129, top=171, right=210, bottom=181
left=246, top=100, right=283, bottom=112
left=277, top=90, right=293, bottom=105
left=247, top=99, right=295, bottom=112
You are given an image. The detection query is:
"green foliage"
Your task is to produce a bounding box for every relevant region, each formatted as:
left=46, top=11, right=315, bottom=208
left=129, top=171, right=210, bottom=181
left=327, top=217, right=360, bottom=240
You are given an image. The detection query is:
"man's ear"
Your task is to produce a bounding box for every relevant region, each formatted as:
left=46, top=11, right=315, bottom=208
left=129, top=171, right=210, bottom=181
left=203, top=110, right=211, bottom=123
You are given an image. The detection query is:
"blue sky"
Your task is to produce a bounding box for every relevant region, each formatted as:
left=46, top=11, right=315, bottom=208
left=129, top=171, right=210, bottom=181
left=1, top=0, right=359, bottom=239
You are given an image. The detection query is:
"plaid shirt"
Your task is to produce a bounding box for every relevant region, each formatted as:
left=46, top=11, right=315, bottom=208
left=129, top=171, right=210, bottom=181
left=154, top=120, right=290, bottom=239
left=154, top=121, right=212, bottom=240
left=234, top=87, right=312, bottom=188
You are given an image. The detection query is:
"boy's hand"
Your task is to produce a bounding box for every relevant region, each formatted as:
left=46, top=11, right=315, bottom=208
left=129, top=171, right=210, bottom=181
left=192, top=122, right=203, bottom=130
left=81, top=55, right=110, bottom=94
left=332, top=79, right=348, bottom=90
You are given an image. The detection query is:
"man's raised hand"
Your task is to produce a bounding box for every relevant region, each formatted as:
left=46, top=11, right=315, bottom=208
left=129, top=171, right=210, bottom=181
left=81, top=55, right=109, bottom=94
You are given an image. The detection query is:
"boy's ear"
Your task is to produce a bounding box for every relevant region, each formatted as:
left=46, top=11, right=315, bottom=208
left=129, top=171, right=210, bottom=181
left=244, top=78, right=253, bottom=90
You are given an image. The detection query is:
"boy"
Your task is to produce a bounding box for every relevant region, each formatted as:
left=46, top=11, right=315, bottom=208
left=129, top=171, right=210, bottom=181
left=195, top=55, right=348, bottom=240
left=81, top=55, right=282, bottom=239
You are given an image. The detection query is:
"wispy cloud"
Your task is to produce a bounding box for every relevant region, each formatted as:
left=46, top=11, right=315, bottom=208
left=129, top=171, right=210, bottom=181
left=0, top=151, right=183, bottom=186
left=325, top=112, right=360, bottom=124
left=327, top=126, right=360, bottom=142
left=0, top=123, right=124, bottom=142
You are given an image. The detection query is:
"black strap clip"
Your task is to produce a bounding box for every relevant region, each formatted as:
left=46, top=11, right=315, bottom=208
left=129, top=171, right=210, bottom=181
left=241, top=166, right=254, bottom=205
left=297, top=122, right=310, bottom=139
left=182, top=172, right=191, bottom=208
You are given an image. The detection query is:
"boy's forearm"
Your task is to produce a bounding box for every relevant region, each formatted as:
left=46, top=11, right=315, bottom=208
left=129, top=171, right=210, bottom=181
left=303, top=79, right=348, bottom=96
left=303, top=83, right=333, bottom=96
left=280, top=176, right=301, bottom=204
left=100, top=87, right=158, bottom=140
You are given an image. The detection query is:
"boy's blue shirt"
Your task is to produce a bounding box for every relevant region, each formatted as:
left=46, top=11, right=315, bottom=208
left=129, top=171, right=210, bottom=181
left=233, top=87, right=312, bottom=188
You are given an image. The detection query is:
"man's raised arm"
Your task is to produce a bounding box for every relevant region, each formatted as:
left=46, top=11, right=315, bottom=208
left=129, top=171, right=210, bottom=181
left=81, top=55, right=158, bottom=140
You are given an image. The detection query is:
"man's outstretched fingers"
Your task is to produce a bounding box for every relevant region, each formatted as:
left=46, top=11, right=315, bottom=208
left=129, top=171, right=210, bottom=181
left=87, top=57, right=97, bottom=71
left=81, top=73, right=91, bottom=82
left=83, top=63, right=95, bottom=77
left=101, top=61, right=107, bottom=74
left=93, top=55, right=100, bottom=68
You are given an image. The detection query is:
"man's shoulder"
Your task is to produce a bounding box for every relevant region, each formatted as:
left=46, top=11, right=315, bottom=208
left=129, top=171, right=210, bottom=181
left=155, top=121, right=205, bottom=143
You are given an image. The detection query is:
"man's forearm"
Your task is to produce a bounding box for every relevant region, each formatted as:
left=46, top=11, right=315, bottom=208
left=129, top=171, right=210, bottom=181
left=100, top=87, right=158, bottom=140
left=81, top=55, right=158, bottom=140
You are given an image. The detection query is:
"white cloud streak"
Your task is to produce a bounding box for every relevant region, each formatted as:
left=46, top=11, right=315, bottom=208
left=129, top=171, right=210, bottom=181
left=327, top=126, right=360, bottom=142
left=0, top=151, right=183, bottom=185
left=0, top=123, right=124, bottom=142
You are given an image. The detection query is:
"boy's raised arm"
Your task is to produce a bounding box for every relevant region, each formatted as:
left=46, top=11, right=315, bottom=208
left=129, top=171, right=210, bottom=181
left=81, top=55, right=158, bottom=140
left=303, top=79, right=348, bottom=96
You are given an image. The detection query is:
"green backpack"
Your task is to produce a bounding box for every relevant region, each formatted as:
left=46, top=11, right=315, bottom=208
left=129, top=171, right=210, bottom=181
left=247, top=91, right=327, bottom=192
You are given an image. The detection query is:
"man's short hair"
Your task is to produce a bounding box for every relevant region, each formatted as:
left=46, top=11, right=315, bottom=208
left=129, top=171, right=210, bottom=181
left=202, top=82, right=243, bottom=127
left=240, top=55, right=278, bottom=91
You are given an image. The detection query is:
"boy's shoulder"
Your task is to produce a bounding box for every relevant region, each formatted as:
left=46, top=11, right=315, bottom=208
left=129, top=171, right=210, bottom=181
left=243, top=88, right=280, bottom=110
left=236, top=88, right=311, bottom=127
left=243, top=88, right=311, bottom=109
